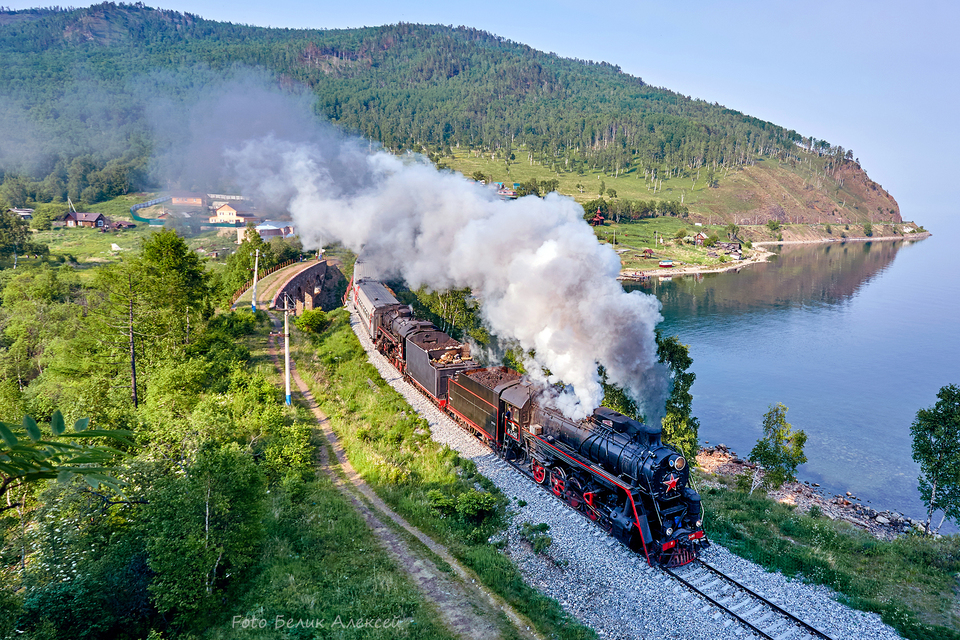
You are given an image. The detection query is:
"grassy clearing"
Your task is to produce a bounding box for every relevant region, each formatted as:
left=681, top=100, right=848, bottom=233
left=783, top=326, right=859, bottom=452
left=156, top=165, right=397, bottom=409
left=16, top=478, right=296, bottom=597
left=292, top=308, right=596, bottom=640
left=700, top=475, right=960, bottom=640
left=200, top=316, right=457, bottom=639
left=204, top=471, right=458, bottom=640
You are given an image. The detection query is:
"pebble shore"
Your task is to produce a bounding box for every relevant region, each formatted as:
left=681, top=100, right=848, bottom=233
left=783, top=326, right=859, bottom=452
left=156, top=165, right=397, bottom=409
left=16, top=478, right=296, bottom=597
left=349, top=310, right=903, bottom=640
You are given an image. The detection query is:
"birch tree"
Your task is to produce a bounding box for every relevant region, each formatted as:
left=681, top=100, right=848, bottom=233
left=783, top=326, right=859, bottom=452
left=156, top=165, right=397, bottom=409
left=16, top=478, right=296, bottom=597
left=911, top=384, right=960, bottom=534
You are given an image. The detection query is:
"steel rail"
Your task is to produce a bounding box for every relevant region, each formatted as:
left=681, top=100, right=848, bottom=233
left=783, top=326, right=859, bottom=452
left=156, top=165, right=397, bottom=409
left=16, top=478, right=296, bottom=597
left=666, top=559, right=835, bottom=640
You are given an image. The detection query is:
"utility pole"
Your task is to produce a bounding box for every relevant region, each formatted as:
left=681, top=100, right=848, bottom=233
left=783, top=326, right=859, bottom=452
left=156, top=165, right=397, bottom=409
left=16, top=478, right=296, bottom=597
left=251, top=248, right=260, bottom=312
left=270, top=295, right=292, bottom=406
left=284, top=295, right=291, bottom=406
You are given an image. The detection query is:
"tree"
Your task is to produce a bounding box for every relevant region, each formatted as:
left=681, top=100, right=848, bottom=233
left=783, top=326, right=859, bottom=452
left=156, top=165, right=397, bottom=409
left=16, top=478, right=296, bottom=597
left=30, top=203, right=68, bottom=231
left=144, top=442, right=265, bottom=629
left=910, top=384, right=960, bottom=534
left=656, top=332, right=699, bottom=457
left=0, top=210, right=41, bottom=268
left=748, top=403, right=807, bottom=492
left=0, top=410, right=129, bottom=511
left=863, top=221, right=873, bottom=237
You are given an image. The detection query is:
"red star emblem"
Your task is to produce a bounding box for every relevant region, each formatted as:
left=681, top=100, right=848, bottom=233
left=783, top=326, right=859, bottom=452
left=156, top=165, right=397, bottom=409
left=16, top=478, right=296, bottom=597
left=662, top=473, right=679, bottom=492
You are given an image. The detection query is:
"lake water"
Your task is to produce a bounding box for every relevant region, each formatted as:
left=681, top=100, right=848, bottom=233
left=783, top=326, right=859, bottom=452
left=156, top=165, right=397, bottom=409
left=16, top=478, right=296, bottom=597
left=626, top=219, right=959, bottom=528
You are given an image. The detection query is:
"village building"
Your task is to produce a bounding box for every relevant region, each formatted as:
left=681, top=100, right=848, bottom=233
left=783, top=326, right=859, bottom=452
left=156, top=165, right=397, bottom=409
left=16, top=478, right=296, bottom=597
left=209, top=201, right=259, bottom=226
left=169, top=191, right=207, bottom=207
left=236, top=220, right=296, bottom=244
left=64, top=211, right=106, bottom=228
left=8, top=208, right=34, bottom=220
left=694, top=231, right=710, bottom=246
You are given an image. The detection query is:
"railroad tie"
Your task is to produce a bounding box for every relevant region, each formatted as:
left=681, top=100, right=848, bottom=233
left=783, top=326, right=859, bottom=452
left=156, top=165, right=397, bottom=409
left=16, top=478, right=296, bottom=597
left=750, top=611, right=774, bottom=627
left=740, top=603, right=765, bottom=619
left=728, top=598, right=752, bottom=612
left=772, top=628, right=798, bottom=640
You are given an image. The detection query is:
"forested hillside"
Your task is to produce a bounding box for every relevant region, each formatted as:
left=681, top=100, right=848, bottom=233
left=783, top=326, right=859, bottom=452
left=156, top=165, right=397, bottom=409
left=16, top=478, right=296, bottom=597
left=0, top=2, right=899, bottom=224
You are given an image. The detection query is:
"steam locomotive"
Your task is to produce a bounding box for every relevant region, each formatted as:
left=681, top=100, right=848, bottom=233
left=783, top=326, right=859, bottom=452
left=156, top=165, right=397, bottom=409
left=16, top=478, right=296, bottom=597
left=349, top=266, right=708, bottom=566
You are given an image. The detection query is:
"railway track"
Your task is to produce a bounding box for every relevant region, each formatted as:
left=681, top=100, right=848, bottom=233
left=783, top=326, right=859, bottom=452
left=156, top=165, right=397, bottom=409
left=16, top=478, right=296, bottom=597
left=665, top=560, right=834, bottom=640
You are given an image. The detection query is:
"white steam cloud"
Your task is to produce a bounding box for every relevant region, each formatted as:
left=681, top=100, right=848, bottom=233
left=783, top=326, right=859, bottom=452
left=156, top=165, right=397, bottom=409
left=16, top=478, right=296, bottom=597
left=226, top=100, right=668, bottom=421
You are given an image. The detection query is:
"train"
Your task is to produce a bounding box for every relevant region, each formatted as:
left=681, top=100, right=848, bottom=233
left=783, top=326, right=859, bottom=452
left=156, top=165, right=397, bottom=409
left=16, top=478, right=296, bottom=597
left=348, top=264, right=708, bottom=566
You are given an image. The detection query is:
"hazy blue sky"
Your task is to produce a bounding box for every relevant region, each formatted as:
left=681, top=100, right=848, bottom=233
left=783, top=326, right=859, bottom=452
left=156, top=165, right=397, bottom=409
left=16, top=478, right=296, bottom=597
left=9, top=0, right=958, bottom=224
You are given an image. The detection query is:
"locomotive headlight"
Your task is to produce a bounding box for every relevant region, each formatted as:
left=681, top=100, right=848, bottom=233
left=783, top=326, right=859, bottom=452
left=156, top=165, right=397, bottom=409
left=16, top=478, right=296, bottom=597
left=674, top=456, right=686, bottom=471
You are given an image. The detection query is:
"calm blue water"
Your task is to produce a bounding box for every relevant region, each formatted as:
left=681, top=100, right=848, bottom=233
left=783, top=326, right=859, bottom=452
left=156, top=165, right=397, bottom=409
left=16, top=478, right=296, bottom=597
left=626, top=220, right=959, bottom=527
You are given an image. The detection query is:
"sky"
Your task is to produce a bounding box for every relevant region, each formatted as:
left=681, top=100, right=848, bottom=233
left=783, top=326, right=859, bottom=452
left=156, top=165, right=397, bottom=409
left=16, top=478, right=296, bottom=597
left=8, top=0, right=958, bottom=225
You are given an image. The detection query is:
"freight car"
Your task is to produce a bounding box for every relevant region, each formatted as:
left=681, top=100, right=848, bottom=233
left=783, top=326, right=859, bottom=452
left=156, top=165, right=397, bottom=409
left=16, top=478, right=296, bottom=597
left=348, top=273, right=707, bottom=566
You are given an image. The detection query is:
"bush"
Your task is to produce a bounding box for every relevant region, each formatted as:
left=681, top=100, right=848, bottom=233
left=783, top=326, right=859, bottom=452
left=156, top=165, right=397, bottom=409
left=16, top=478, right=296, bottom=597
left=863, top=221, right=874, bottom=237
left=295, top=309, right=328, bottom=333
left=767, top=219, right=781, bottom=232
left=427, top=489, right=456, bottom=516
left=456, top=489, right=497, bottom=523
left=674, top=228, right=687, bottom=239
left=825, top=224, right=832, bottom=234
left=704, top=234, right=719, bottom=247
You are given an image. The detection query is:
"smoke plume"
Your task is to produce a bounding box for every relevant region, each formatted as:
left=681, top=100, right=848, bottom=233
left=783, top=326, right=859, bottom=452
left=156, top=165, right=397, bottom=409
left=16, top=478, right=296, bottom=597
left=224, top=89, right=669, bottom=421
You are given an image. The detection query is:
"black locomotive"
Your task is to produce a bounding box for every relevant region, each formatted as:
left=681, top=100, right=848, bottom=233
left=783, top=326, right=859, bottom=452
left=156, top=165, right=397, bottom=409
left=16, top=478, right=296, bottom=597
left=349, top=268, right=708, bottom=566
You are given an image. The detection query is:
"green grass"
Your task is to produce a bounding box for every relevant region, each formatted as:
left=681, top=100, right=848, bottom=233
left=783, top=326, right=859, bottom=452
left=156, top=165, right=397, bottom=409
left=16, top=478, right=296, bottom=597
left=201, top=315, right=457, bottom=640
left=292, top=308, right=596, bottom=640
left=700, top=476, right=960, bottom=640
left=204, top=469, right=458, bottom=640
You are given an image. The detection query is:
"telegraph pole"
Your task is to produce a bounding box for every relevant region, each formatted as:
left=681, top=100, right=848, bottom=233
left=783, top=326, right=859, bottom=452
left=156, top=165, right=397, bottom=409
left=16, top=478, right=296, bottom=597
left=283, top=295, right=291, bottom=406
left=251, top=248, right=260, bottom=312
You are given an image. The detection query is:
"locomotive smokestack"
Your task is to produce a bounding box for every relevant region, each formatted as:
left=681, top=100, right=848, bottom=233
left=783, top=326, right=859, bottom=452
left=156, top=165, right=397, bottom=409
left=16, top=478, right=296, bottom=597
left=223, top=86, right=669, bottom=422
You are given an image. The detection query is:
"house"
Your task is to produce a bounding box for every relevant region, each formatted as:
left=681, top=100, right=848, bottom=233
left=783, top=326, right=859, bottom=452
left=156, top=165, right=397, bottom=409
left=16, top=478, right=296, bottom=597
left=236, top=220, right=296, bottom=244
left=111, top=221, right=137, bottom=230
left=694, top=231, right=710, bottom=246
left=209, top=201, right=259, bottom=225
left=64, top=212, right=105, bottom=228
left=590, top=208, right=604, bottom=226
left=169, top=191, right=207, bottom=207
left=8, top=208, right=33, bottom=220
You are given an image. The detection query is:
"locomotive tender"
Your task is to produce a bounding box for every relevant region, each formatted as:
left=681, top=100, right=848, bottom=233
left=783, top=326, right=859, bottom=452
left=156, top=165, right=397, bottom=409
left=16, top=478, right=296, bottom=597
left=349, top=269, right=708, bottom=566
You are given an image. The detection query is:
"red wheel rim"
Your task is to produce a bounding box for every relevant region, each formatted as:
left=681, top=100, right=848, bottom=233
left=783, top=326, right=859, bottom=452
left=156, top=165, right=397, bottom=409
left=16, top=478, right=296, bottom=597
left=550, top=468, right=566, bottom=497
left=532, top=463, right=546, bottom=484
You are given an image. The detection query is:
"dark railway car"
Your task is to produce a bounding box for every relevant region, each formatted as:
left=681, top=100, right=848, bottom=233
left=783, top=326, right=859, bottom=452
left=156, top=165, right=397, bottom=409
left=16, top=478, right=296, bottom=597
left=448, top=367, right=521, bottom=442
left=404, top=328, right=477, bottom=406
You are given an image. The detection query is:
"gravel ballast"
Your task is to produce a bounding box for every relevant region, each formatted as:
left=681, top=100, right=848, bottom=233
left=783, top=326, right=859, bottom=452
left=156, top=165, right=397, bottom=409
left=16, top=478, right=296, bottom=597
left=348, top=310, right=903, bottom=640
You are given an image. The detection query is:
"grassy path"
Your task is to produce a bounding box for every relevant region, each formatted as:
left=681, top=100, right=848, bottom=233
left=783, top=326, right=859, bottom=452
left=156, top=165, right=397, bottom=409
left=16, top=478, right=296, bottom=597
left=265, top=313, right=541, bottom=640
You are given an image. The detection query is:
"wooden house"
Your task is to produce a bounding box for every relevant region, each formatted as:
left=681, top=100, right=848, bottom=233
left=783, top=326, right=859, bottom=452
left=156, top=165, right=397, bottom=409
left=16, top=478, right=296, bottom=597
left=64, top=212, right=105, bottom=228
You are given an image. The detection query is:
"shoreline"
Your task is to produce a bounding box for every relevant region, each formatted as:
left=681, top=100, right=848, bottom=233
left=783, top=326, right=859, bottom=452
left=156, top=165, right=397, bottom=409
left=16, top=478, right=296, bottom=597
left=619, top=246, right=776, bottom=280
left=753, top=230, right=931, bottom=246
left=697, top=445, right=934, bottom=540
left=619, top=230, right=932, bottom=280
